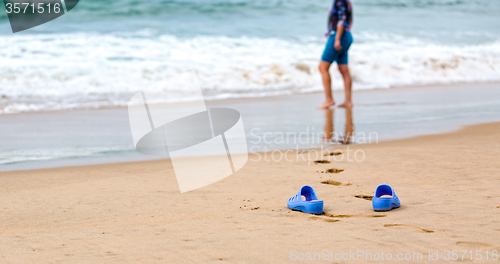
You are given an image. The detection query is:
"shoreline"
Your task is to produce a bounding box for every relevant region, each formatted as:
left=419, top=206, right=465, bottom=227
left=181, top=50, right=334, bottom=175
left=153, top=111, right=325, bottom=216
left=0, top=120, right=498, bottom=174
left=2, top=80, right=500, bottom=116
left=0, top=121, right=499, bottom=262
left=1, top=82, right=499, bottom=172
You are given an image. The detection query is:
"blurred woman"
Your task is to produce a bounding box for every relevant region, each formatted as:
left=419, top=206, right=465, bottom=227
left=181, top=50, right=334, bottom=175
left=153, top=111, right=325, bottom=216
left=318, top=0, right=353, bottom=109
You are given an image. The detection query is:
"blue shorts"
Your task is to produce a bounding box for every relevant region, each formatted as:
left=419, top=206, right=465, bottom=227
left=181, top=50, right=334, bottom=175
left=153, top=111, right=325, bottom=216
left=321, top=31, right=353, bottom=65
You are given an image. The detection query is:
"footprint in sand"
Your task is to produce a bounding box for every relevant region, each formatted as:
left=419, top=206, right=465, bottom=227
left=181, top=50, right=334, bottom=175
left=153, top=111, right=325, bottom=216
left=314, top=160, right=331, bottom=164
left=286, top=212, right=340, bottom=223
left=384, top=224, right=434, bottom=233
left=456, top=241, right=492, bottom=247
left=317, top=168, right=344, bottom=174
left=290, top=213, right=384, bottom=222
left=325, top=213, right=386, bottom=218
left=309, top=216, right=340, bottom=223
left=325, top=168, right=344, bottom=173
left=324, top=151, right=343, bottom=156
left=321, top=180, right=342, bottom=186
left=239, top=205, right=260, bottom=210
left=355, top=195, right=374, bottom=201
left=239, top=200, right=259, bottom=211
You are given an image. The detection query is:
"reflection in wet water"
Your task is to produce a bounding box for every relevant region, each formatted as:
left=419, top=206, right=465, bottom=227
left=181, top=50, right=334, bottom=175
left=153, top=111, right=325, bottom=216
left=323, top=108, right=354, bottom=145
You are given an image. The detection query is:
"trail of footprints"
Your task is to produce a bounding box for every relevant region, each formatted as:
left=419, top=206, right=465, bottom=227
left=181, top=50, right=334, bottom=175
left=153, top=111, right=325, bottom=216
left=315, top=151, right=376, bottom=204
left=288, top=154, right=439, bottom=235
left=315, top=151, right=348, bottom=187
left=311, top=151, right=434, bottom=232
left=314, top=152, right=379, bottom=205
left=311, top=152, right=437, bottom=234
left=314, top=151, right=375, bottom=201
left=283, top=149, right=477, bottom=238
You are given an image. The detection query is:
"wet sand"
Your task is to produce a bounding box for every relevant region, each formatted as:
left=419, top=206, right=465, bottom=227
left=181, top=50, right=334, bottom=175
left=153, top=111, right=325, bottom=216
left=0, top=121, right=499, bottom=263
left=1, top=82, right=500, bottom=172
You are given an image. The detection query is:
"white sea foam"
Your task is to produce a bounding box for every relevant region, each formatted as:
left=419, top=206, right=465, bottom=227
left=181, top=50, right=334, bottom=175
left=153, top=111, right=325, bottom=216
left=0, top=32, right=499, bottom=114
left=0, top=146, right=134, bottom=165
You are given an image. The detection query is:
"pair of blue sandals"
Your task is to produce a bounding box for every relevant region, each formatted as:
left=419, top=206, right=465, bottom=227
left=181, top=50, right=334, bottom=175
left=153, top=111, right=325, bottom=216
left=287, top=184, right=400, bottom=214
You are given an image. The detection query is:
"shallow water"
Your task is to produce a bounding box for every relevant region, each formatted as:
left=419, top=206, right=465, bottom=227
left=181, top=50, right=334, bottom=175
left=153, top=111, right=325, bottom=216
left=1, top=83, right=499, bottom=171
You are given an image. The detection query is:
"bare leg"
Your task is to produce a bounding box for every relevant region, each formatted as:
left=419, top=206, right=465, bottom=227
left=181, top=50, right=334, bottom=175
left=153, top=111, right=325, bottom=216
left=337, top=64, right=353, bottom=108
left=318, top=61, right=335, bottom=109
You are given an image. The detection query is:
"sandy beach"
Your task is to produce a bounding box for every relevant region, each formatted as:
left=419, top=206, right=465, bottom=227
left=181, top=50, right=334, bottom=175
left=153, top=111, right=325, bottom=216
left=1, top=120, right=499, bottom=263
left=1, top=0, right=499, bottom=262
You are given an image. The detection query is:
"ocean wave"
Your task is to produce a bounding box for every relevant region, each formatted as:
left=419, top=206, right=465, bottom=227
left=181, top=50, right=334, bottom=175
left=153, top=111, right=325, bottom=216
left=1, top=0, right=495, bottom=20
left=0, top=0, right=323, bottom=21
left=0, top=32, right=499, bottom=114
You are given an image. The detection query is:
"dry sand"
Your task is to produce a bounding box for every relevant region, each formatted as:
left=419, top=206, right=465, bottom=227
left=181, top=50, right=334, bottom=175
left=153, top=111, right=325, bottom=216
left=0, top=122, right=499, bottom=263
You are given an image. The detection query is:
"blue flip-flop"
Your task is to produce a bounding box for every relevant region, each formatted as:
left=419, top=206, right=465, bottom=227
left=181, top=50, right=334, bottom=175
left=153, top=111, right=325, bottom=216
left=287, top=186, right=324, bottom=214
left=372, top=184, right=400, bottom=212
